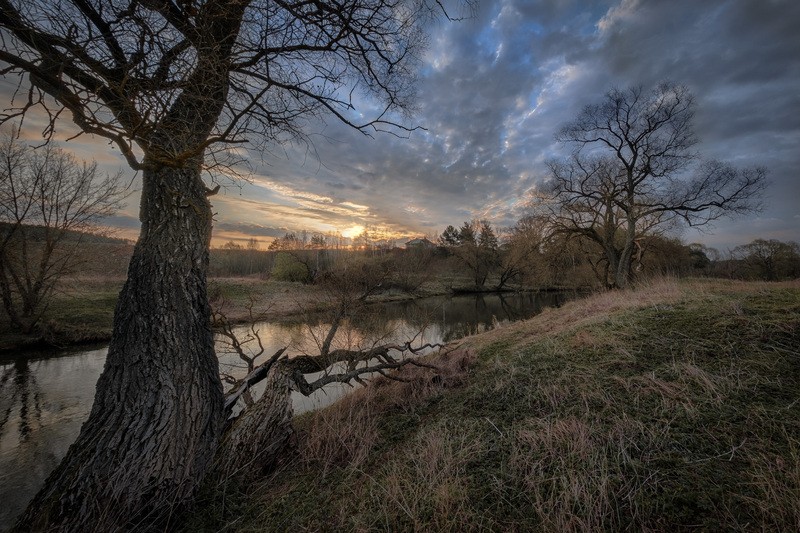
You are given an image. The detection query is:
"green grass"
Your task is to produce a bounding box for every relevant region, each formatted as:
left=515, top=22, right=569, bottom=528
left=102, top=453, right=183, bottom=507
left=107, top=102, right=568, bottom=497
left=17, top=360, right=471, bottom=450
left=188, top=279, right=800, bottom=532
left=0, top=278, right=124, bottom=349
left=46, top=281, right=123, bottom=327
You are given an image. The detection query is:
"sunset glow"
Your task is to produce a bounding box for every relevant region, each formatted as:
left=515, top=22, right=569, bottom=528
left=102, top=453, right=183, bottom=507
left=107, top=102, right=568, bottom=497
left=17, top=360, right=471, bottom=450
left=341, top=225, right=365, bottom=239
left=5, top=0, right=798, bottom=251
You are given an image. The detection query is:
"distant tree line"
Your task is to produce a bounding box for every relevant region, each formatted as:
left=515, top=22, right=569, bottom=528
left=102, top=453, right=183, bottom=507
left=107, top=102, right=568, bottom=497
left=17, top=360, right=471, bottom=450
left=2, top=80, right=792, bottom=339
left=727, top=239, right=800, bottom=281
left=434, top=216, right=798, bottom=289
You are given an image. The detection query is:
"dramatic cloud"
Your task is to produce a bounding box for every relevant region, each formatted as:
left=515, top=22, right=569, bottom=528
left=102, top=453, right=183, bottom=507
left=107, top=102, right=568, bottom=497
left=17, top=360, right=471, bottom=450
left=208, top=0, right=797, bottom=250
left=5, top=0, right=798, bottom=249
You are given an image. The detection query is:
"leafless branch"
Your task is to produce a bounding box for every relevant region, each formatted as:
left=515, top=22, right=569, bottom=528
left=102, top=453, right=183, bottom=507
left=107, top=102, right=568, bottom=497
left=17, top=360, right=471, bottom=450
left=540, top=82, right=767, bottom=288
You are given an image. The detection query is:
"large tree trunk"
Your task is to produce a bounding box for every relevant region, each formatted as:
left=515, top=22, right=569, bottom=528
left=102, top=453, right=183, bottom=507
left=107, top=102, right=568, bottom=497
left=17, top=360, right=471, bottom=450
left=15, top=164, right=223, bottom=532
left=603, top=245, right=621, bottom=289
left=614, top=251, right=632, bottom=289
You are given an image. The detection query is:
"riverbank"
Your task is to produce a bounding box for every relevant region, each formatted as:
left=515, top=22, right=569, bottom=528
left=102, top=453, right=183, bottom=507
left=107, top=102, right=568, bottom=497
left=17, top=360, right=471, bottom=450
left=0, top=276, right=457, bottom=352
left=188, top=278, right=800, bottom=531
left=0, top=272, right=573, bottom=353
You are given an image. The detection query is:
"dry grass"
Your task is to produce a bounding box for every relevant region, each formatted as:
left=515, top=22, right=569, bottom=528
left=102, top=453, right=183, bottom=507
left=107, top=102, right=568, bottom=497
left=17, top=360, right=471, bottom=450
left=356, top=421, right=487, bottom=532
left=511, top=416, right=627, bottom=531
left=186, top=348, right=479, bottom=531
left=296, top=388, right=381, bottom=474
left=743, top=435, right=800, bottom=530
left=297, top=348, right=477, bottom=473
left=462, top=276, right=688, bottom=353
left=188, top=278, right=800, bottom=532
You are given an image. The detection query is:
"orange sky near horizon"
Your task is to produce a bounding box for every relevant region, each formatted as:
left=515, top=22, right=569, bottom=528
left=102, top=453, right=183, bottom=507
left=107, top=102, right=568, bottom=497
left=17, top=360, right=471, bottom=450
left=3, top=0, right=799, bottom=253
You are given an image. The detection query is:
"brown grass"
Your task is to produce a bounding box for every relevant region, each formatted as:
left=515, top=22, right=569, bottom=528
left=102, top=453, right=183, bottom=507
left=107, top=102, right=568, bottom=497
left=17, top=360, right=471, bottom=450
left=359, top=422, right=487, bottom=532
left=188, top=278, right=800, bottom=532
left=743, top=435, right=800, bottom=529
left=462, top=277, right=688, bottom=352
left=296, top=348, right=477, bottom=473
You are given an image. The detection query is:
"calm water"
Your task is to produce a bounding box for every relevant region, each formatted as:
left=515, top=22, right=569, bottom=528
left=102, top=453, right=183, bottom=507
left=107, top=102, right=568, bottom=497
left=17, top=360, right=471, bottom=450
left=0, top=291, right=569, bottom=528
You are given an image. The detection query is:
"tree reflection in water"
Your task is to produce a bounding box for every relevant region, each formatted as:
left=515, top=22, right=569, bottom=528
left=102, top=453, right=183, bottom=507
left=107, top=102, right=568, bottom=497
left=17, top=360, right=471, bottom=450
left=0, top=358, right=43, bottom=442
left=1, top=348, right=108, bottom=531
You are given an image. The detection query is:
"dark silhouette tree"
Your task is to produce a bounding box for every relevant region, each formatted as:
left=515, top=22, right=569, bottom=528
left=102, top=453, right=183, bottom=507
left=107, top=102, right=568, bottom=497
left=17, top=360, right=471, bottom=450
left=688, top=242, right=717, bottom=271
left=496, top=216, right=546, bottom=289
left=309, top=233, right=327, bottom=249
left=478, top=219, right=498, bottom=250
left=540, top=82, right=767, bottom=289
left=0, top=0, right=468, bottom=530
left=443, top=219, right=499, bottom=289
left=458, top=220, right=476, bottom=245
left=268, top=232, right=304, bottom=251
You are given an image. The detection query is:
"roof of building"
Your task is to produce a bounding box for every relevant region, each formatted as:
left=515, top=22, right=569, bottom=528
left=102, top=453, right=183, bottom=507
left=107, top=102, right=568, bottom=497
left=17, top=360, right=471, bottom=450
left=405, top=237, right=436, bottom=247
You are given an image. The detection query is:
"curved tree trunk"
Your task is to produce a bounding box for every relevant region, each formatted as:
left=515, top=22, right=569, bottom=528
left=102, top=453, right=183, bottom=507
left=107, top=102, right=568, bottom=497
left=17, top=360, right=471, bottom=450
left=614, top=251, right=632, bottom=289
left=15, top=164, right=223, bottom=532
left=603, top=245, right=621, bottom=289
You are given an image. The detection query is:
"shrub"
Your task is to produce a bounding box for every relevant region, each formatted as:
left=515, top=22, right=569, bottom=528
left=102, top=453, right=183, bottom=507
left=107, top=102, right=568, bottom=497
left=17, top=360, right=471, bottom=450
left=270, top=252, right=311, bottom=283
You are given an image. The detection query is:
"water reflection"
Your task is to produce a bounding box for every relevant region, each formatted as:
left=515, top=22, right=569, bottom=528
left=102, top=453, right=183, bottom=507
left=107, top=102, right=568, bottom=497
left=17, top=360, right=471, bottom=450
left=0, top=348, right=108, bottom=530
left=0, top=358, right=43, bottom=442
left=218, top=291, right=569, bottom=415
left=0, top=291, right=570, bottom=529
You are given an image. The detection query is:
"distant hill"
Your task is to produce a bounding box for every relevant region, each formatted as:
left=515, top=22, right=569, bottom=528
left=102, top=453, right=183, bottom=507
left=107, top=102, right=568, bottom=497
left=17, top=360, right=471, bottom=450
left=0, top=222, right=133, bottom=246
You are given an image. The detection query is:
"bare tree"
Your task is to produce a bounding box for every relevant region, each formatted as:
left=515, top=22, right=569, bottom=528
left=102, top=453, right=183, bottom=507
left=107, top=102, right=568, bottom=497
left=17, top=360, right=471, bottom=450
left=388, top=246, right=435, bottom=293
left=540, top=82, right=767, bottom=288
left=0, top=131, right=125, bottom=333
left=0, top=1, right=469, bottom=530
left=732, top=239, right=800, bottom=281
left=268, top=231, right=330, bottom=281
left=496, top=216, right=546, bottom=289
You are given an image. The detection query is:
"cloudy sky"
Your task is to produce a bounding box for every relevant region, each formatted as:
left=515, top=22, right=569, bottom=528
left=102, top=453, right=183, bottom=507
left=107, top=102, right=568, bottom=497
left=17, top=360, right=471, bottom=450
left=11, top=0, right=800, bottom=250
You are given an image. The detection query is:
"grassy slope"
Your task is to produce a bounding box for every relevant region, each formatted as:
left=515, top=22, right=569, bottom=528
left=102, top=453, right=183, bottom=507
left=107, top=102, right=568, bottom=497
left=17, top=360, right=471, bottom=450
left=190, top=279, right=800, bottom=532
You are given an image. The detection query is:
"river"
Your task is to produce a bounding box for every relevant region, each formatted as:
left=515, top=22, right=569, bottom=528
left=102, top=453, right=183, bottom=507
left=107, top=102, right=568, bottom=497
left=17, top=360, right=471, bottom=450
left=0, top=291, right=569, bottom=529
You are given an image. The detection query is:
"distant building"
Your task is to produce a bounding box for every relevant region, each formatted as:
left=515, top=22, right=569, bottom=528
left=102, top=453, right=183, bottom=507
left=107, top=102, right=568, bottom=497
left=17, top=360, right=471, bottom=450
left=405, top=237, right=436, bottom=250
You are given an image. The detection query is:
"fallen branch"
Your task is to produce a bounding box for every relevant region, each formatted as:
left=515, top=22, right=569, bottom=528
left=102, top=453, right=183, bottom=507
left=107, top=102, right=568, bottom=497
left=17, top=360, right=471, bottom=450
left=289, top=354, right=440, bottom=396
left=223, top=347, right=287, bottom=413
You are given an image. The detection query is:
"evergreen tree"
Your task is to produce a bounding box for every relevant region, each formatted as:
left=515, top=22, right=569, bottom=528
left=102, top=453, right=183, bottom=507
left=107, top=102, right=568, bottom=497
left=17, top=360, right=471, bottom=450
left=458, top=221, right=477, bottom=245
left=439, top=225, right=460, bottom=246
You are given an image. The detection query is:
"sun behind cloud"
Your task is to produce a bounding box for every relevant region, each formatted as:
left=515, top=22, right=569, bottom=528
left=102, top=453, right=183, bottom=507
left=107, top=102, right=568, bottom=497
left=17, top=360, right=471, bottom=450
left=341, top=225, right=365, bottom=238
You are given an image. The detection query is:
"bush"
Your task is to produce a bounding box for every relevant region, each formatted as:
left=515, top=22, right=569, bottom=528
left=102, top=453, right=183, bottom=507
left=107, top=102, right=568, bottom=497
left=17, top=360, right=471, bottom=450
left=271, top=252, right=311, bottom=283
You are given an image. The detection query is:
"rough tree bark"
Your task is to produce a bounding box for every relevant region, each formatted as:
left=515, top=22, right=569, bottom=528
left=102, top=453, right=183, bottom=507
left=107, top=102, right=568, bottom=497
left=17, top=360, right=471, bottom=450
left=215, top=366, right=294, bottom=482
left=16, top=162, right=222, bottom=531
left=8, top=0, right=247, bottom=527
left=0, top=1, right=468, bottom=529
